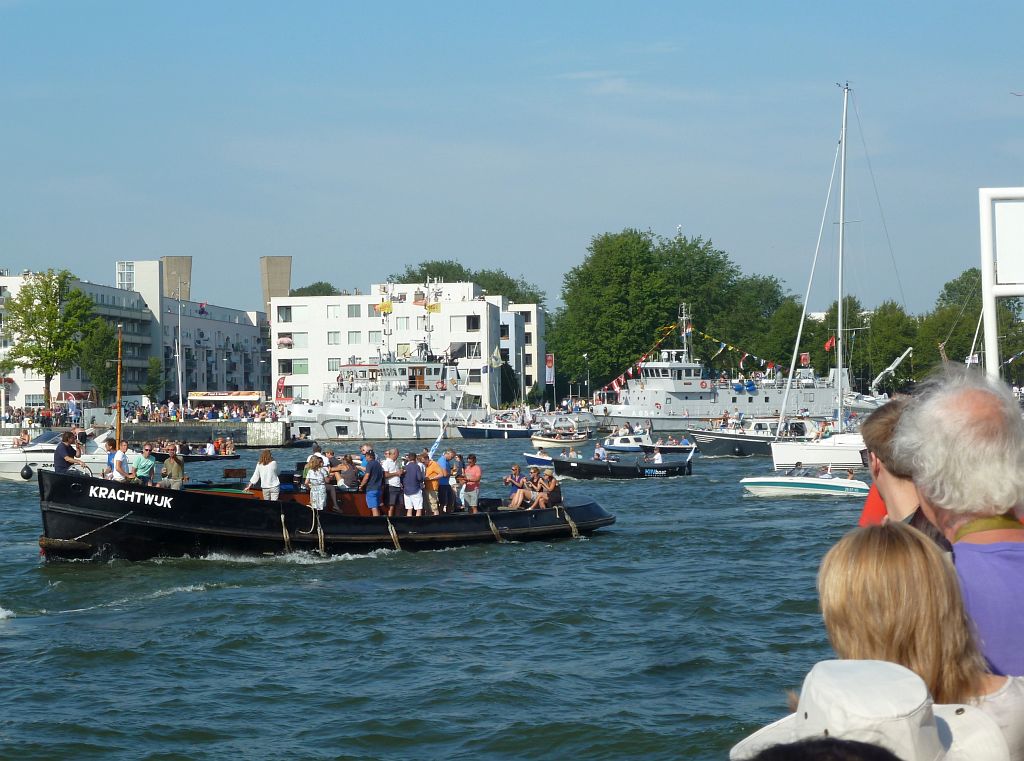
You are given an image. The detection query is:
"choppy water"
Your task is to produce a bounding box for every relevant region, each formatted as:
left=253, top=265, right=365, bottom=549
left=0, top=440, right=862, bottom=759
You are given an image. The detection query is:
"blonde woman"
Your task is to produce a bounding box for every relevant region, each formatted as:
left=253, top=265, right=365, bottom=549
left=248, top=449, right=281, bottom=501
left=819, top=521, right=1024, bottom=758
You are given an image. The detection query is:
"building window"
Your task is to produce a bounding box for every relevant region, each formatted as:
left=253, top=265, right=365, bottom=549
left=277, top=306, right=292, bottom=323
left=525, top=375, right=533, bottom=386
left=328, top=358, right=342, bottom=371
left=466, top=315, right=481, bottom=332
left=499, top=324, right=509, bottom=339
left=348, top=331, right=361, bottom=344
left=523, top=312, right=532, bottom=324
left=24, top=394, right=45, bottom=407
left=327, top=305, right=341, bottom=319
left=467, top=342, right=481, bottom=358
left=416, top=316, right=427, bottom=331
left=327, top=332, right=342, bottom=345
left=500, top=348, right=509, bottom=363
left=395, top=317, right=410, bottom=330
left=397, top=343, right=410, bottom=357
left=283, top=385, right=309, bottom=399
left=278, top=358, right=309, bottom=374
left=468, top=369, right=481, bottom=383
left=291, top=332, right=308, bottom=349
left=524, top=332, right=533, bottom=345
left=525, top=354, right=533, bottom=367
left=347, top=304, right=361, bottom=318
left=368, top=330, right=382, bottom=345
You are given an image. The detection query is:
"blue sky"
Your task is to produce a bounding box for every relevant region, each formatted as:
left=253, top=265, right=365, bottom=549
left=2, top=1, right=1022, bottom=317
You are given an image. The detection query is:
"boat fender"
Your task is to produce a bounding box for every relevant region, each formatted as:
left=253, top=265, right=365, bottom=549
left=733, top=445, right=743, bottom=456
left=20, top=464, right=33, bottom=480
left=700, top=381, right=708, bottom=389
left=435, top=381, right=446, bottom=390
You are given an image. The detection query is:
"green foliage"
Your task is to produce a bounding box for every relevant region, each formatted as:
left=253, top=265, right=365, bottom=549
left=290, top=281, right=341, bottom=296
left=862, top=302, right=918, bottom=392
left=140, top=357, right=164, bottom=401
left=389, top=260, right=546, bottom=307
left=4, top=269, right=94, bottom=407
left=77, top=319, right=118, bottom=404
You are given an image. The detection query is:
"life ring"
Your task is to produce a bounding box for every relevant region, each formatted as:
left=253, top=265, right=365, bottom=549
left=700, top=381, right=708, bottom=389
left=753, top=372, right=764, bottom=381
left=435, top=381, right=446, bottom=390
left=655, top=403, right=662, bottom=410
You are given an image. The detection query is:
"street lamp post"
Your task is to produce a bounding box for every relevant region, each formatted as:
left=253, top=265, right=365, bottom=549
left=583, top=353, right=590, bottom=402
left=173, top=279, right=189, bottom=408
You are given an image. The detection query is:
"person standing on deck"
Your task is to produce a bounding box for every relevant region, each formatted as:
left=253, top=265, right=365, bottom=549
left=248, top=449, right=280, bottom=501
left=359, top=450, right=385, bottom=517
left=304, top=455, right=329, bottom=511
left=436, top=449, right=453, bottom=513
left=381, top=447, right=403, bottom=517
left=401, top=452, right=425, bottom=517
left=892, top=366, right=1024, bottom=677
left=421, top=453, right=443, bottom=516
left=459, top=454, right=482, bottom=514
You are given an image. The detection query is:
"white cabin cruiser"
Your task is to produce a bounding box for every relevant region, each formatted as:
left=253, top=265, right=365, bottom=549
left=0, top=428, right=115, bottom=482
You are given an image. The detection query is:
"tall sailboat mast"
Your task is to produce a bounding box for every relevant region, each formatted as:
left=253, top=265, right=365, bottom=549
left=836, top=82, right=849, bottom=428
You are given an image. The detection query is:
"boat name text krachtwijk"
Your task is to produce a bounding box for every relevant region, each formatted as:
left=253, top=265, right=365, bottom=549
left=89, top=485, right=174, bottom=509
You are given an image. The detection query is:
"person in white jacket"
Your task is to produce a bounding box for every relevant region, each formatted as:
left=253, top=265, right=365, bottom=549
left=248, top=449, right=281, bottom=500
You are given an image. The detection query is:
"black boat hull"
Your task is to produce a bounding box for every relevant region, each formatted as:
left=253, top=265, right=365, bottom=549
left=552, top=457, right=692, bottom=480
left=684, top=430, right=772, bottom=457
left=37, top=471, right=615, bottom=561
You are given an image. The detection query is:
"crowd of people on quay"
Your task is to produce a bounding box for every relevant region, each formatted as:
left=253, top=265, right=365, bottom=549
left=732, top=365, right=1024, bottom=760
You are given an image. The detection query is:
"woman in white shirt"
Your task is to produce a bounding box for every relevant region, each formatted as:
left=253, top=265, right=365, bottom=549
left=819, top=521, right=1024, bottom=759
left=248, top=449, right=281, bottom=500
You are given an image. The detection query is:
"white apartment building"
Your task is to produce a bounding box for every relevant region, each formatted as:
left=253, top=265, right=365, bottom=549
left=271, top=281, right=544, bottom=408
left=507, top=302, right=545, bottom=394
left=0, top=263, right=269, bottom=410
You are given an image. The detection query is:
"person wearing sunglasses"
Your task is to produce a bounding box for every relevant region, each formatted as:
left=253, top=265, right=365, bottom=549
left=132, top=443, right=158, bottom=486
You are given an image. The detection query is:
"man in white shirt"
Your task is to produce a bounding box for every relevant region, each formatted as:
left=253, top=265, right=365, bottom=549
left=380, top=448, right=403, bottom=518
left=112, top=440, right=133, bottom=482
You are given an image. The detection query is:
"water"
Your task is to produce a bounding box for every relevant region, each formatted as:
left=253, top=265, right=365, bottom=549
left=0, top=440, right=862, bottom=759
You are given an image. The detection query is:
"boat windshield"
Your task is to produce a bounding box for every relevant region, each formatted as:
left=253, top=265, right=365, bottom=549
left=29, top=431, right=63, bottom=446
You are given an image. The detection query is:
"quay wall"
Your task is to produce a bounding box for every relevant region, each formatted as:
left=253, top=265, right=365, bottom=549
left=0, top=421, right=290, bottom=448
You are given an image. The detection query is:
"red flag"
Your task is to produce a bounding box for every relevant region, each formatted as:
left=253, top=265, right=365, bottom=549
left=767, top=361, right=775, bottom=370
left=800, top=352, right=811, bottom=367
left=824, top=335, right=836, bottom=351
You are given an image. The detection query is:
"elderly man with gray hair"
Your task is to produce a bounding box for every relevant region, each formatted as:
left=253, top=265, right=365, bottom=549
left=892, top=364, right=1024, bottom=677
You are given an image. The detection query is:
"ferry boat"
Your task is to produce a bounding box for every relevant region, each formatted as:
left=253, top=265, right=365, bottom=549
left=284, top=348, right=486, bottom=441
left=592, top=305, right=841, bottom=433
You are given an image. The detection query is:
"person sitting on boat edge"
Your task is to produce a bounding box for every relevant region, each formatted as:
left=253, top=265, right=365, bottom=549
left=785, top=461, right=807, bottom=477
left=508, top=466, right=542, bottom=509
left=132, top=444, right=158, bottom=486
left=53, top=431, right=83, bottom=475
left=158, top=446, right=185, bottom=489
left=112, top=440, right=132, bottom=482
left=531, top=469, right=562, bottom=510
left=502, top=464, right=526, bottom=505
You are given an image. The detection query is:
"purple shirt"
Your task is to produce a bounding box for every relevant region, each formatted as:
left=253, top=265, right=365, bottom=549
left=953, top=540, right=1024, bottom=676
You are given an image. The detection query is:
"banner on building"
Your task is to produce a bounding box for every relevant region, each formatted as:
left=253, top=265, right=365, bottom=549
left=545, top=354, right=555, bottom=385
left=800, top=352, right=811, bottom=367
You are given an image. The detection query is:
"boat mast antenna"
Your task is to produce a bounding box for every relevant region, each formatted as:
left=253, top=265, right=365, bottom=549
left=836, top=81, right=850, bottom=429
left=677, top=303, right=692, bottom=363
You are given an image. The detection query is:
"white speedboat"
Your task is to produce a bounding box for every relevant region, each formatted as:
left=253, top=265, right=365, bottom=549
left=530, top=431, right=590, bottom=447
left=741, top=473, right=870, bottom=498
left=601, top=432, right=652, bottom=452
left=770, top=432, right=867, bottom=472
left=0, top=428, right=116, bottom=482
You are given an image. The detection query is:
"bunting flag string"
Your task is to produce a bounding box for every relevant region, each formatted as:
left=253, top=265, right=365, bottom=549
left=695, top=330, right=791, bottom=376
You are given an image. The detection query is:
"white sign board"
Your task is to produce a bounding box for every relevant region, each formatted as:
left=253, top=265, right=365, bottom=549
left=979, top=188, right=1024, bottom=377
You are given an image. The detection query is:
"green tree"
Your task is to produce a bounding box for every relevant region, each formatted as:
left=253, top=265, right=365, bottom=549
left=290, top=281, right=340, bottom=296
left=140, top=357, right=164, bottom=402
left=390, top=260, right=472, bottom=284
left=77, top=318, right=118, bottom=404
left=4, top=269, right=94, bottom=408
left=472, top=268, right=546, bottom=307
left=862, top=302, right=917, bottom=393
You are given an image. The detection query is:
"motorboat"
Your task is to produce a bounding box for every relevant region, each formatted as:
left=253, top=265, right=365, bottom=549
left=552, top=456, right=692, bottom=480
left=530, top=431, right=590, bottom=447
left=601, top=432, right=652, bottom=452
left=684, top=417, right=821, bottom=458
left=740, top=473, right=870, bottom=498
left=770, top=432, right=868, bottom=472
left=456, top=419, right=534, bottom=439
left=0, top=428, right=116, bottom=483
left=36, top=469, right=616, bottom=561
left=523, top=451, right=554, bottom=467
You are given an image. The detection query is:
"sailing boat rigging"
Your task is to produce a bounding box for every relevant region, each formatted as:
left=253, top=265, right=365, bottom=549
left=770, top=83, right=871, bottom=471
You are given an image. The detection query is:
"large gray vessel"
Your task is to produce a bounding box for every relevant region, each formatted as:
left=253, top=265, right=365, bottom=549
left=592, top=306, right=841, bottom=433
